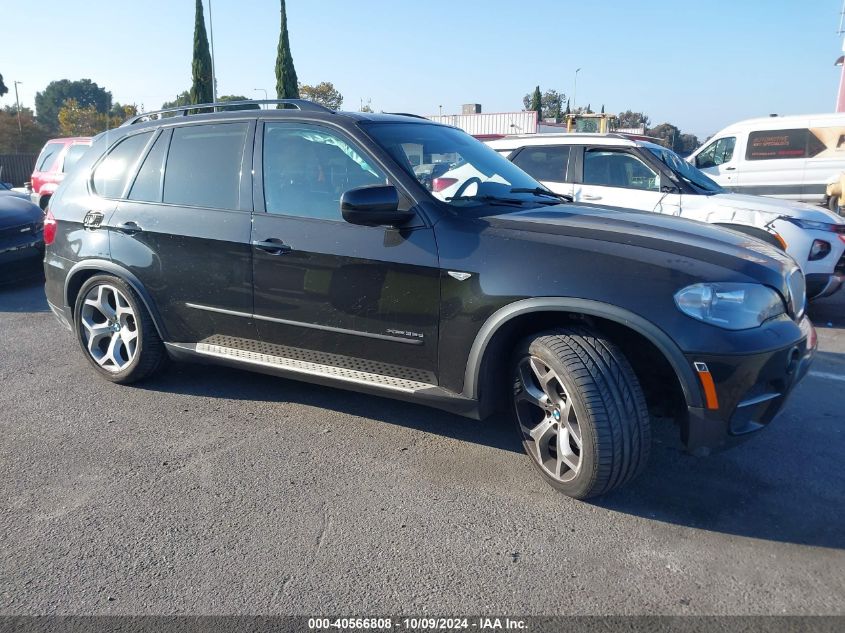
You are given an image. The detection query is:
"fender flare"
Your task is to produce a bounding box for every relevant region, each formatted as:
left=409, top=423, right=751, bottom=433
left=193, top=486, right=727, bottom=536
left=462, top=297, right=702, bottom=408
left=63, top=259, right=169, bottom=341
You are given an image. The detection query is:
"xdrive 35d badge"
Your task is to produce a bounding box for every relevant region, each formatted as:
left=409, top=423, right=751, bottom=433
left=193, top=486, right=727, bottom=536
left=43, top=99, right=815, bottom=498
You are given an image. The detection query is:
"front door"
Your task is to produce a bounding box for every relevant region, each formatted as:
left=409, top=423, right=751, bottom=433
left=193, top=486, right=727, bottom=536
left=573, top=147, right=675, bottom=213
left=693, top=136, right=739, bottom=190
left=251, top=120, right=440, bottom=383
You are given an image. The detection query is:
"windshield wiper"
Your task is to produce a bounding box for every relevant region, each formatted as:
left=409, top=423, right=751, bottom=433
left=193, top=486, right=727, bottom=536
left=446, top=194, right=528, bottom=206
left=509, top=187, right=573, bottom=202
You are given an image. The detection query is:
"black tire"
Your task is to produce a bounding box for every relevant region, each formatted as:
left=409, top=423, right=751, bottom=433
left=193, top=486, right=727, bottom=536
left=73, top=274, right=168, bottom=384
left=511, top=327, right=651, bottom=499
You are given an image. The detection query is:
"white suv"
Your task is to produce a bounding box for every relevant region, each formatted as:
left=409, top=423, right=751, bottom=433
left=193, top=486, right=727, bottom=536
left=488, top=134, right=845, bottom=299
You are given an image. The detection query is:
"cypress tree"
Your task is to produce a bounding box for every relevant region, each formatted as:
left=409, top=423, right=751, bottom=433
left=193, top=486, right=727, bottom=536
left=275, top=0, right=299, bottom=103
left=529, top=86, right=542, bottom=121
left=189, top=0, right=214, bottom=108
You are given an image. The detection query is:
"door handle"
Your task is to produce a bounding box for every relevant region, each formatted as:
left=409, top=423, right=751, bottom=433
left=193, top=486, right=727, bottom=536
left=114, top=221, right=142, bottom=235
left=582, top=194, right=602, bottom=201
left=724, top=166, right=736, bottom=171
left=252, top=238, right=292, bottom=255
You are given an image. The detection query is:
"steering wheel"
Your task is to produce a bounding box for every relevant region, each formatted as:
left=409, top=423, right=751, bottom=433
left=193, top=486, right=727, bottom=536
left=452, top=177, right=482, bottom=198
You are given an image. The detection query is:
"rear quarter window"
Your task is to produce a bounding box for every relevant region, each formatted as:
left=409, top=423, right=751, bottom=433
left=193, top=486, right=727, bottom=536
left=91, top=132, right=154, bottom=198
left=35, top=143, right=65, bottom=172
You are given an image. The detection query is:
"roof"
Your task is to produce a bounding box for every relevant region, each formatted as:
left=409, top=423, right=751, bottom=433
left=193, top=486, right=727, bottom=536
left=486, top=133, right=640, bottom=149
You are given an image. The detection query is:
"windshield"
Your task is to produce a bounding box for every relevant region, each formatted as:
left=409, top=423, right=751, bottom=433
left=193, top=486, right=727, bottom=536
left=363, top=122, right=556, bottom=209
left=646, top=145, right=723, bottom=194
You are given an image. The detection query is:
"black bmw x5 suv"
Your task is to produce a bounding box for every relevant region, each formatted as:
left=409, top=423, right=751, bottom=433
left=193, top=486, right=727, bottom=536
left=43, top=99, right=815, bottom=499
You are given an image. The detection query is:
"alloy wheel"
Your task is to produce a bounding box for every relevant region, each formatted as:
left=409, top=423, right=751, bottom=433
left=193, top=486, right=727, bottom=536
left=79, top=284, right=138, bottom=372
left=513, top=356, right=583, bottom=482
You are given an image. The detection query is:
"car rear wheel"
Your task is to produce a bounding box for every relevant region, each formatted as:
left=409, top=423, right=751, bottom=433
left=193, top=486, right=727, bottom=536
left=73, top=275, right=168, bottom=383
left=512, top=328, right=651, bottom=499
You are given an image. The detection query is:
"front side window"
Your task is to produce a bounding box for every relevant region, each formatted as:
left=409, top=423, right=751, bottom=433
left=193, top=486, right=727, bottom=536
left=363, top=122, right=548, bottom=209
left=746, top=128, right=810, bottom=161
left=583, top=149, right=659, bottom=191
left=91, top=132, right=153, bottom=198
left=163, top=122, right=249, bottom=209
left=61, top=144, right=90, bottom=173
left=263, top=122, right=387, bottom=220
left=511, top=146, right=571, bottom=183
left=696, top=137, right=736, bottom=168
left=35, top=143, right=65, bottom=172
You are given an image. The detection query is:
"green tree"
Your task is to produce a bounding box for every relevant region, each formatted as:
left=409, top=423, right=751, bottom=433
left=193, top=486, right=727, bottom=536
left=600, top=104, right=605, bottom=114
left=299, top=82, right=343, bottom=110
left=162, top=91, right=191, bottom=110
left=564, top=99, right=571, bottom=116
left=217, top=95, right=260, bottom=111
left=0, top=74, right=7, bottom=98
left=35, top=79, right=112, bottom=132
left=0, top=108, right=49, bottom=154
left=677, top=133, right=701, bottom=155
left=647, top=122, right=682, bottom=152
left=275, top=0, right=299, bottom=101
left=359, top=98, right=373, bottom=113
left=190, top=0, right=214, bottom=107
left=615, top=110, right=650, bottom=130
left=528, top=86, right=542, bottom=121
left=522, top=88, right=565, bottom=121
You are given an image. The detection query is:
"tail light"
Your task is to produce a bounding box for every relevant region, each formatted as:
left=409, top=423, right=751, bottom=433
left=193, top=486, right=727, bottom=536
left=43, top=208, right=57, bottom=246
left=432, top=177, right=458, bottom=193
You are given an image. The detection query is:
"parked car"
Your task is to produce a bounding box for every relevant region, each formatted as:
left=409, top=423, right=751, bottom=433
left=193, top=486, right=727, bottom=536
left=0, top=181, right=32, bottom=201
left=488, top=133, right=845, bottom=299
left=43, top=100, right=815, bottom=499
left=686, top=113, right=845, bottom=207
left=30, top=137, right=92, bottom=210
left=0, top=194, right=44, bottom=269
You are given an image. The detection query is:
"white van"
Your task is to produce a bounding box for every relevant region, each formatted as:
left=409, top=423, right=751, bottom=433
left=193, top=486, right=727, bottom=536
left=688, top=113, right=845, bottom=206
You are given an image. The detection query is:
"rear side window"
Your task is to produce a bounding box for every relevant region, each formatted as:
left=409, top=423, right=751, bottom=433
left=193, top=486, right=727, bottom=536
left=511, top=146, right=571, bottom=183
left=35, top=143, right=65, bottom=171
left=129, top=132, right=170, bottom=202
left=163, top=123, right=248, bottom=209
left=92, top=132, right=153, bottom=198
left=746, top=128, right=821, bottom=161
left=61, top=144, right=90, bottom=173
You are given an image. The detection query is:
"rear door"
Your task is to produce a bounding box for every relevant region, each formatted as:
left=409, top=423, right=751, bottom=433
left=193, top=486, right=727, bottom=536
left=509, top=144, right=574, bottom=197
left=106, top=120, right=256, bottom=344
left=250, top=120, right=440, bottom=383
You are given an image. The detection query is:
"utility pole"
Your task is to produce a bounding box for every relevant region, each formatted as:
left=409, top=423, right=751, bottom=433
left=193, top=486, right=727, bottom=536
left=255, top=88, right=268, bottom=109
left=13, top=80, right=23, bottom=134
left=572, top=68, right=581, bottom=112
left=208, top=0, right=217, bottom=103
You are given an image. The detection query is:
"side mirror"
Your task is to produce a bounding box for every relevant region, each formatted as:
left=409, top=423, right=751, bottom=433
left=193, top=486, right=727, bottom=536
left=340, top=185, right=414, bottom=227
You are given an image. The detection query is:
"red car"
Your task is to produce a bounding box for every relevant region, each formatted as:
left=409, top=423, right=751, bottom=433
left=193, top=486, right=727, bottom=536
left=30, top=137, right=92, bottom=210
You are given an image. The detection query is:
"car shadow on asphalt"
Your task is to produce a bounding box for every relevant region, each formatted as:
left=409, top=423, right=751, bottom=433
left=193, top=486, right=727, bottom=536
left=141, top=358, right=845, bottom=550
left=0, top=272, right=48, bottom=312
left=139, top=362, right=525, bottom=455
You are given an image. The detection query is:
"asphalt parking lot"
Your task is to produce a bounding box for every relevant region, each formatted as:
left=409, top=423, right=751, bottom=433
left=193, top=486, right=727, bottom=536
left=1, top=264, right=843, bottom=616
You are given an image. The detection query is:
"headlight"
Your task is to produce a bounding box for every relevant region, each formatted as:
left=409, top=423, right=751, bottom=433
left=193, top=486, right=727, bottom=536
left=674, top=283, right=785, bottom=330
left=786, top=217, right=845, bottom=234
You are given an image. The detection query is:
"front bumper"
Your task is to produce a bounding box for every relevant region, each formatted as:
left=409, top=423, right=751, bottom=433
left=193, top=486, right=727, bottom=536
left=682, top=316, right=816, bottom=453
left=0, top=236, right=44, bottom=265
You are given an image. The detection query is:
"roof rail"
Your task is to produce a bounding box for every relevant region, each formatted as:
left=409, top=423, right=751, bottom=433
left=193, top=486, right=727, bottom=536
left=121, top=99, right=333, bottom=126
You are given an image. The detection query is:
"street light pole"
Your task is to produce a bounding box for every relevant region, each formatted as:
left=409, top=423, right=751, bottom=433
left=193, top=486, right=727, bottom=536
left=572, top=68, right=581, bottom=112
left=254, top=88, right=268, bottom=108
left=13, top=81, right=23, bottom=134
left=208, top=0, right=217, bottom=104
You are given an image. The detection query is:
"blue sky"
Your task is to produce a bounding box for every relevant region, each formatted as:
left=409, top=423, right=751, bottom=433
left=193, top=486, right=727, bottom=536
left=2, top=0, right=843, bottom=138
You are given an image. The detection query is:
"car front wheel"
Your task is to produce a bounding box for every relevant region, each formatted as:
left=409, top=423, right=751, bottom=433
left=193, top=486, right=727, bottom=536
left=73, top=275, right=168, bottom=383
left=512, top=328, right=651, bottom=499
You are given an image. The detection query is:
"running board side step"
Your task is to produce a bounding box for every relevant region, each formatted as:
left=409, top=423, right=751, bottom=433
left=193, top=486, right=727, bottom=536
left=164, top=342, right=481, bottom=418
